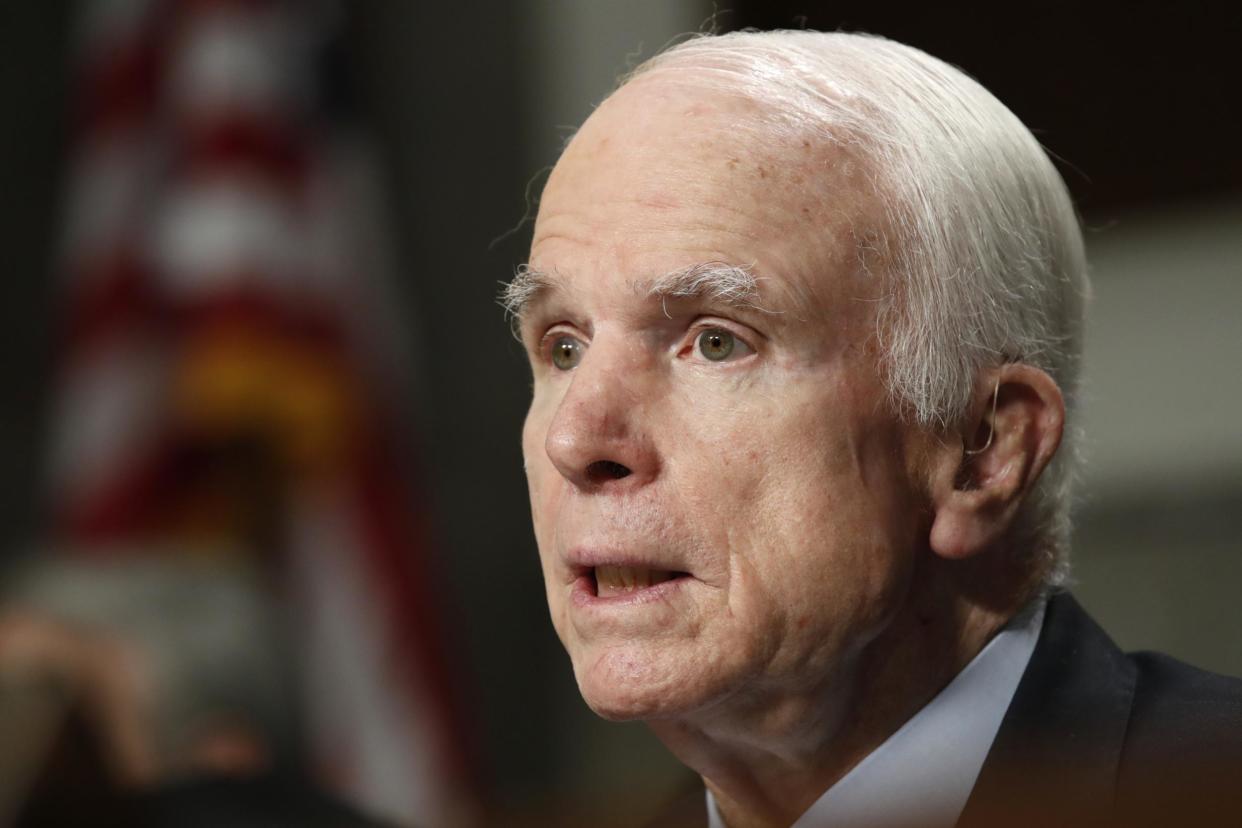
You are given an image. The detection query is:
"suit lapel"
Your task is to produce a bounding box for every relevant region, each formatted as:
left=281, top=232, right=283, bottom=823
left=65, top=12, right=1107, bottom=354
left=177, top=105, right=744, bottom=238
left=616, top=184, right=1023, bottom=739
left=956, top=592, right=1137, bottom=828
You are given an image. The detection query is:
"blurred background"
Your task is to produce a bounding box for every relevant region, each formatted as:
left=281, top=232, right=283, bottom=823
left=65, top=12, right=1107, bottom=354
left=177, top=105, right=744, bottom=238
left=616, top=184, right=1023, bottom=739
left=0, top=1, right=1238, bottom=825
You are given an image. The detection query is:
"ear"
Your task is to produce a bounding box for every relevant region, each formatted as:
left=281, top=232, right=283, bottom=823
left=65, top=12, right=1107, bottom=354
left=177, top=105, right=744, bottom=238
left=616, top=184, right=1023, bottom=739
left=927, top=365, right=1065, bottom=561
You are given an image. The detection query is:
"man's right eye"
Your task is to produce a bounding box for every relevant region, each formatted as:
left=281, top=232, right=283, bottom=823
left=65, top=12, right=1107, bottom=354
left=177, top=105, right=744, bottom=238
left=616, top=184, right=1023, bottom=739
left=549, top=335, right=584, bottom=370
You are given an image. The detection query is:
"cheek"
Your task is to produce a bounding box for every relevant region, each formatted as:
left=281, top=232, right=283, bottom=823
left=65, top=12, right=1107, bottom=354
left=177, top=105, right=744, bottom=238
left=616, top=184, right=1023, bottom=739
left=522, top=397, right=558, bottom=513
left=521, top=400, right=566, bottom=596
left=521, top=391, right=549, bottom=472
left=678, top=379, right=918, bottom=666
left=671, top=383, right=843, bottom=551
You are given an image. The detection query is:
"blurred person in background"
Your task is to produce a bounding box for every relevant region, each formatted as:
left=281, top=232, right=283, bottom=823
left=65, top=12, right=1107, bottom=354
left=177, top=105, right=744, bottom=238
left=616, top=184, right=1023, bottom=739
left=0, top=558, right=380, bottom=826
left=510, top=30, right=1242, bottom=828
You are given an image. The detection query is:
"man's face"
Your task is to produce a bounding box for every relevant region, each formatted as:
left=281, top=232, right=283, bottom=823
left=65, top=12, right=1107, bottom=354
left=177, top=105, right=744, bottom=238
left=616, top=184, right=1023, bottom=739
left=520, top=78, right=932, bottom=721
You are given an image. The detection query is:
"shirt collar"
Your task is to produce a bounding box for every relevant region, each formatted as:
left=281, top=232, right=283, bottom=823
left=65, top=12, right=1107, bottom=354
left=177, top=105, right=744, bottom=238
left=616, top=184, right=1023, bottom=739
left=707, top=598, right=1046, bottom=828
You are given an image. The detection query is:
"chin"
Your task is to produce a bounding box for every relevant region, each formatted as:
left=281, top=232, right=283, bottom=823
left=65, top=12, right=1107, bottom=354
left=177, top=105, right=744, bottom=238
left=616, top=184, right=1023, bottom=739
left=573, top=642, right=716, bottom=722
left=580, top=681, right=673, bottom=721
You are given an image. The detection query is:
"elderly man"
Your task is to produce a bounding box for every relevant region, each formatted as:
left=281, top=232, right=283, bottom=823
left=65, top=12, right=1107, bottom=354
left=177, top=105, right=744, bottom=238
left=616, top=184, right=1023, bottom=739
left=506, top=31, right=1242, bottom=828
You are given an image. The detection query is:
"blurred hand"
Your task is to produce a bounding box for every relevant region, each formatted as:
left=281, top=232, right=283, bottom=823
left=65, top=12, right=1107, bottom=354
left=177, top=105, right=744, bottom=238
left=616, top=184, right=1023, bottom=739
left=0, top=611, right=158, bottom=788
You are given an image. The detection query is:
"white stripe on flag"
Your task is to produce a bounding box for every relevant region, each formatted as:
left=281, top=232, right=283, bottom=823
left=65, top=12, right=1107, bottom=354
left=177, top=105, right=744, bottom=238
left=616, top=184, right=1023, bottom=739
left=47, top=337, right=168, bottom=505
left=60, top=133, right=152, bottom=274
left=169, top=6, right=310, bottom=118
left=151, top=176, right=303, bottom=297
left=287, top=486, right=453, bottom=826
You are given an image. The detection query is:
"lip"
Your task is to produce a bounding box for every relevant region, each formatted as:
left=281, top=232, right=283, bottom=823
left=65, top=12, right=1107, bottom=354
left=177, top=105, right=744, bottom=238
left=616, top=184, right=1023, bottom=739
left=570, top=570, right=694, bottom=609
left=564, top=546, right=693, bottom=578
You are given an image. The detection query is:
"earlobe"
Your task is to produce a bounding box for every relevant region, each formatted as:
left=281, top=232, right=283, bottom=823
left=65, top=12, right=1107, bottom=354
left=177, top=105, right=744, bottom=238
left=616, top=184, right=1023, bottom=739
left=928, top=365, right=1065, bottom=561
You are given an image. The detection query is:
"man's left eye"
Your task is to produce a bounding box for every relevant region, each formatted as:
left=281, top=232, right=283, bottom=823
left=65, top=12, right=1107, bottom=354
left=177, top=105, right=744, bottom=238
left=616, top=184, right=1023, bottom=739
left=695, top=328, right=751, bottom=362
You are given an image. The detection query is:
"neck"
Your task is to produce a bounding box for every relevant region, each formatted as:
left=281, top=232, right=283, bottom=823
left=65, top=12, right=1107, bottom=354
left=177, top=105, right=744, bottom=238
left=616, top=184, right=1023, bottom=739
left=648, top=560, right=1029, bottom=828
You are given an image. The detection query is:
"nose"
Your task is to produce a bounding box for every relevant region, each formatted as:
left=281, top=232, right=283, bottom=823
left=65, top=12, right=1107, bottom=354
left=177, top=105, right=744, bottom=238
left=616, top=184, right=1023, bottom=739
left=543, top=341, right=660, bottom=493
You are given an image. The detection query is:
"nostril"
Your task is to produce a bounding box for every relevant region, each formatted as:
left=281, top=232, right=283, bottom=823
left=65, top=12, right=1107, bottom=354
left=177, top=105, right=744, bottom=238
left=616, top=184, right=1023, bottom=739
left=586, top=460, right=632, bottom=483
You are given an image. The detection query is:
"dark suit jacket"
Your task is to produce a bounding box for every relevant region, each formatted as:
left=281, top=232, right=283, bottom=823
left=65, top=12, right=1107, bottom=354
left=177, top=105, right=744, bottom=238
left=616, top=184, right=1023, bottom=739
left=647, top=592, right=1242, bottom=827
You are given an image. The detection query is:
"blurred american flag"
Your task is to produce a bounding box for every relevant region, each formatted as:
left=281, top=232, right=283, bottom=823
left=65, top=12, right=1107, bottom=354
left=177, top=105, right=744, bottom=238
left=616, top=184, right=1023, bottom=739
left=44, top=0, right=474, bottom=822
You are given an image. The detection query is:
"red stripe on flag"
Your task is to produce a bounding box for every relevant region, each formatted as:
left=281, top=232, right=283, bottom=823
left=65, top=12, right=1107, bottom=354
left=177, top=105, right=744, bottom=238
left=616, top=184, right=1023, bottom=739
left=349, top=429, right=481, bottom=789
left=56, top=250, right=161, bottom=370
left=172, top=116, right=313, bottom=196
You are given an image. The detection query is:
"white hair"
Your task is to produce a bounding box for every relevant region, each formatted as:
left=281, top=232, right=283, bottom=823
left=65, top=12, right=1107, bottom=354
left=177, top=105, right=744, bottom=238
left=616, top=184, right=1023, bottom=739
left=626, top=31, right=1090, bottom=585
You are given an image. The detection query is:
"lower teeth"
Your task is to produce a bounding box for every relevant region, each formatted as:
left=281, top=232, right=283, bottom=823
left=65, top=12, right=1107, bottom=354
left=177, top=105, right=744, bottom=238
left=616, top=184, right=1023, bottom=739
left=595, top=567, right=674, bottom=593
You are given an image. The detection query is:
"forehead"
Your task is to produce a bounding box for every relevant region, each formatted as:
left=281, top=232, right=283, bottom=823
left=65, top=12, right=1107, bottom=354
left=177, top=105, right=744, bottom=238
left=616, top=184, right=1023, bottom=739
left=529, top=76, right=884, bottom=317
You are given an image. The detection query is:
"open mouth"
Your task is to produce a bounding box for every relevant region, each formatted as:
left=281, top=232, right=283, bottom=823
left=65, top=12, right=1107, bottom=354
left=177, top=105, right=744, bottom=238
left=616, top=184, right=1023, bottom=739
left=591, top=566, right=691, bottom=598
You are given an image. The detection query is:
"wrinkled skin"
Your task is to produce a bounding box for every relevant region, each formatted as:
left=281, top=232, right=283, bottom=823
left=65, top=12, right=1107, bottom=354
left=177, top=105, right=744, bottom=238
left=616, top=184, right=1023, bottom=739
left=520, top=77, right=932, bottom=724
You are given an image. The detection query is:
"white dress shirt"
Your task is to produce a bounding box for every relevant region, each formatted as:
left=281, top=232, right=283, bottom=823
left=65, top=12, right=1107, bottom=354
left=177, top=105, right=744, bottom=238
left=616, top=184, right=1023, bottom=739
left=707, top=599, right=1046, bottom=828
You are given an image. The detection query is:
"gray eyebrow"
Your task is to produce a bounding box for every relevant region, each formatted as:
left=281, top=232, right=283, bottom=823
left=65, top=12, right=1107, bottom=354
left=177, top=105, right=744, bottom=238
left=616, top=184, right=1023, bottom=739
left=499, top=261, right=778, bottom=336
left=499, top=263, right=554, bottom=328
left=643, top=262, right=766, bottom=317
